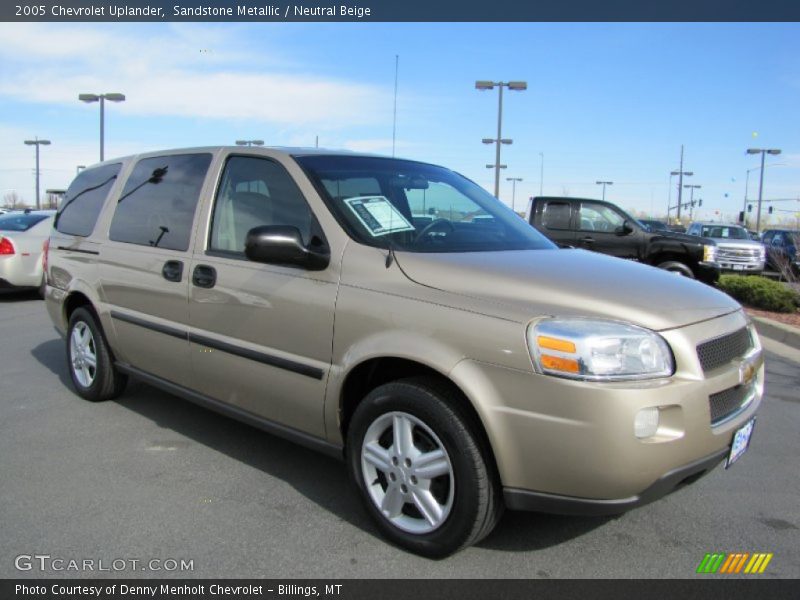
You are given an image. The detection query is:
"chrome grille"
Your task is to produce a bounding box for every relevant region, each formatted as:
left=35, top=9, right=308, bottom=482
left=697, top=328, right=752, bottom=373
left=709, top=383, right=754, bottom=425
left=717, top=247, right=762, bottom=264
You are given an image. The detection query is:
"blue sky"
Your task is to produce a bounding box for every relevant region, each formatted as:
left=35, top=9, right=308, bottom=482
left=1, top=22, right=798, bottom=223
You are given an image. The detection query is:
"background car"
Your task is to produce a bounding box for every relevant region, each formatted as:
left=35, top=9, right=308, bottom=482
left=686, top=222, right=765, bottom=274
left=0, top=210, right=55, bottom=297
left=761, top=229, right=800, bottom=276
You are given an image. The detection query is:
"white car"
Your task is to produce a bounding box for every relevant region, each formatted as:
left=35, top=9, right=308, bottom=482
left=0, top=210, right=55, bottom=296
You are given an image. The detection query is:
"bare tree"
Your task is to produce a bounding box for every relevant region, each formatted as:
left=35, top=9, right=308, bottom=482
left=2, top=191, right=29, bottom=209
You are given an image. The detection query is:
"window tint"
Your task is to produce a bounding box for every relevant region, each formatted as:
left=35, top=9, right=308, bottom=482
left=210, top=156, right=313, bottom=253
left=0, top=213, right=49, bottom=232
left=109, top=154, right=211, bottom=251
left=541, top=201, right=571, bottom=230
left=55, top=163, right=121, bottom=237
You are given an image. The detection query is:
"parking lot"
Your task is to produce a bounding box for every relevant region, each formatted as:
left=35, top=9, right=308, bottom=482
left=1, top=290, right=798, bottom=579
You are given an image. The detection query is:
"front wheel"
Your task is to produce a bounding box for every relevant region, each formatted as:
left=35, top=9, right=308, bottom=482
left=346, top=378, right=502, bottom=557
left=656, top=260, right=695, bottom=278
left=67, top=307, right=128, bottom=402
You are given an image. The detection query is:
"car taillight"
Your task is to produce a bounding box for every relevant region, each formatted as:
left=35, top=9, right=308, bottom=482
left=42, top=238, right=50, bottom=273
left=0, top=237, right=14, bottom=255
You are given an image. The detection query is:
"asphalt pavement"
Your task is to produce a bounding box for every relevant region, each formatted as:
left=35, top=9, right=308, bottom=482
left=1, top=290, right=798, bottom=579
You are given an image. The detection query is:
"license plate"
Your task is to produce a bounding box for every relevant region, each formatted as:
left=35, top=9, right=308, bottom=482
left=726, top=418, right=755, bottom=468
left=732, top=264, right=745, bottom=271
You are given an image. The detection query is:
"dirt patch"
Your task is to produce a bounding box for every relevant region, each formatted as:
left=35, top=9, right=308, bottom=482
left=745, top=307, right=800, bottom=329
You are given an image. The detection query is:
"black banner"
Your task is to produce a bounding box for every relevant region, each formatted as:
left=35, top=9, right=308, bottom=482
left=3, top=0, right=800, bottom=22
left=2, top=579, right=800, bottom=600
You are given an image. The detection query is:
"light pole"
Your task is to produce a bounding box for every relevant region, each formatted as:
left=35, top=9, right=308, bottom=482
left=235, top=140, right=265, bottom=147
left=24, top=137, right=51, bottom=210
left=742, top=163, right=785, bottom=225
left=671, top=145, right=693, bottom=223
left=746, top=148, right=782, bottom=232
left=476, top=80, right=527, bottom=199
left=79, top=93, right=125, bottom=161
left=596, top=180, right=613, bottom=201
left=506, top=177, right=523, bottom=212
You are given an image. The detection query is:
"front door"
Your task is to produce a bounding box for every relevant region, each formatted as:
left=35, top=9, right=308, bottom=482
left=187, top=155, right=337, bottom=438
left=575, top=201, right=639, bottom=259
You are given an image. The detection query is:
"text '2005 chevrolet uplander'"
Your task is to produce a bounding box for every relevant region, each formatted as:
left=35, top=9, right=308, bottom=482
left=45, top=147, right=763, bottom=557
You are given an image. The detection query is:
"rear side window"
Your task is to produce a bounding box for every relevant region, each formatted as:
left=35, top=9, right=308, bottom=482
left=109, top=153, right=212, bottom=251
left=0, top=213, right=49, bottom=232
left=540, top=201, right=572, bottom=230
left=55, top=163, right=121, bottom=237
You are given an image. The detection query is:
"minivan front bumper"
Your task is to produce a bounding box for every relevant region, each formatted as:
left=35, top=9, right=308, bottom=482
left=503, top=447, right=727, bottom=516
left=449, top=310, right=762, bottom=511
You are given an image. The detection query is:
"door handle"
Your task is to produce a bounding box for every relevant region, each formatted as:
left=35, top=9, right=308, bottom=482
left=162, top=260, right=184, bottom=282
left=579, top=237, right=595, bottom=244
left=192, top=265, right=217, bottom=289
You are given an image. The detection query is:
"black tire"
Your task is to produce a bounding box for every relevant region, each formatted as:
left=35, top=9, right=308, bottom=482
left=346, top=377, right=502, bottom=558
left=66, top=307, right=128, bottom=402
left=656, top=260, right=695, bottom=278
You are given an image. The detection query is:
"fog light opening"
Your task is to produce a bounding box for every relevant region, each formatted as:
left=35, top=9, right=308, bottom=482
left=634, top=407, right=660, bottom=439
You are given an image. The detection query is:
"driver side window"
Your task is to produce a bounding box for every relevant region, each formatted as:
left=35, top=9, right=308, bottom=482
left=578, top=203, right=624, bottom=232
left=210, top=156, right=313, bottom=254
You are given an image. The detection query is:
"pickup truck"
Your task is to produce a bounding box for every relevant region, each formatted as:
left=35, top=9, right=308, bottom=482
left=527, top=196, right=720, bottom=283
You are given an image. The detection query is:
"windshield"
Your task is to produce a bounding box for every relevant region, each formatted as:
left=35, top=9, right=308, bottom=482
left=295, top=155, right=555, bottom=253
left=0, top=213, right=50, bottom=232
left=700, top=225, right=749, bottom=240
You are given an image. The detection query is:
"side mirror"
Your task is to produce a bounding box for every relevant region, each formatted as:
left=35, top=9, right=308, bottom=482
left=615, top=220, right=634, bottom=236
left=244, top=225, right=329, bottom=271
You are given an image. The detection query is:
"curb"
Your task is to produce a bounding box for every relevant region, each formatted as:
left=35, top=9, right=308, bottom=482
left=751, top=316, right=800, bottom=351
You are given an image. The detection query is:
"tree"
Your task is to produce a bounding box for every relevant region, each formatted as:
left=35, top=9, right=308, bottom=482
left=2, top=191, right=28, bottom=209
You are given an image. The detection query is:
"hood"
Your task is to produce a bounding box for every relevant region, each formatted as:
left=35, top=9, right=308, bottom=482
left=707, top=238, right=764, bottom=249
left=396, top=248, right=740, bottom=331
left=654, top=230, right=715, bottom=245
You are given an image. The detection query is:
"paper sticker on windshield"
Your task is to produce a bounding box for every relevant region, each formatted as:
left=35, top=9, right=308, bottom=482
left=343, top=196, right=415, bottom=237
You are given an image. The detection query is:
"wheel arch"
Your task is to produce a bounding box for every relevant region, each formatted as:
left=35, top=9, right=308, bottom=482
left=337, top=356, right=501, bottom=484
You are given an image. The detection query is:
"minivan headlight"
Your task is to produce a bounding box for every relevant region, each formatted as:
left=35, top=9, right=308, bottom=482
left=527, top=318, right=674, bottom=381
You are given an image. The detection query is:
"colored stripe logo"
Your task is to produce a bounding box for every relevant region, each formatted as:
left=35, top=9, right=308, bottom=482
left=697, top=552, right=773, bottom=574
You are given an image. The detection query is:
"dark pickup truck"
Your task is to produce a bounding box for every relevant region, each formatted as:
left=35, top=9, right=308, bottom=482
left=527, top=196, right=720, bottom=283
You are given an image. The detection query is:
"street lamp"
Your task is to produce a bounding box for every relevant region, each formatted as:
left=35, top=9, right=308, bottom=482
left=596, top=180, right=613, bottom=201
left=476, top=80, right=527, bottom=199
left=506, top=177, right=523, bottom=212
left=235, top=140, right=265, bottom=147
left=23, top=137, right=51, bottom=210
left=79, top=93, right=126, bottom=161
left=746, top=148, right=782, bottom=232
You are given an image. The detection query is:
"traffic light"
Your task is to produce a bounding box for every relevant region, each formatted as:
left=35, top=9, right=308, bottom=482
left=738, top=211, right=745, bottom=223
left=747, top=204, right=753, bottom=212
left=768, top=206, right=773, bottom=214
left=697, top=199, right=702, bottom=207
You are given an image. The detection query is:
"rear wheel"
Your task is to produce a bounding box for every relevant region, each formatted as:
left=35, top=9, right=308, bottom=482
left=346, top=378, right=502, bottom=557
left=67, top=307, right=127, bottom=402
left=656, top=260, right=695, bottom=278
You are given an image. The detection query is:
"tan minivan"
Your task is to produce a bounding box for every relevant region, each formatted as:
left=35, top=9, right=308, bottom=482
left=45, top=147, right=763, bottom=557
